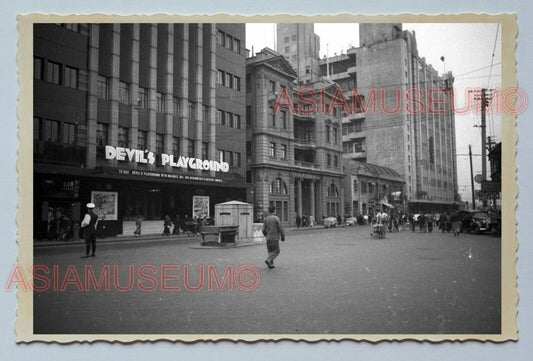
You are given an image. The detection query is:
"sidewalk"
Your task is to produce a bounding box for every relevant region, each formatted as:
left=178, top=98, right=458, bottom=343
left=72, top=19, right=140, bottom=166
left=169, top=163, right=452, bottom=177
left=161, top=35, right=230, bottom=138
left=33, top=224, right=338, bottom=248
left=33, top=232, right=202, bottom=248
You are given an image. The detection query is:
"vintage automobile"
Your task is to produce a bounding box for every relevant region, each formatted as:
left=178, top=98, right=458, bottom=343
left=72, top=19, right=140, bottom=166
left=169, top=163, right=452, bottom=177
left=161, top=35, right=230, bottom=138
left=345, top=216, right=358, bottom=226
left=323, top=216, right=338, bottom=228
left=459, top=210, right=492, bottom=234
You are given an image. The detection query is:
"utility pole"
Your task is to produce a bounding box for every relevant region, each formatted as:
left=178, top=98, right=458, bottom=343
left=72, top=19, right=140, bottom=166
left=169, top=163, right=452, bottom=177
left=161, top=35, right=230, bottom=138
left=473, top=88, right=491, bottom=209
left=469, top=145, right=476, bottom=210
left=481, top=88, right=487, bottom=185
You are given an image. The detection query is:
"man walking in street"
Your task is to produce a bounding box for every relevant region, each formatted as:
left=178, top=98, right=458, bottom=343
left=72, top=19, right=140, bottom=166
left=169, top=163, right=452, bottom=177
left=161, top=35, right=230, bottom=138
left=80, top=202, right=98, bottom=258
left=262, top=205, right=285, bottom=269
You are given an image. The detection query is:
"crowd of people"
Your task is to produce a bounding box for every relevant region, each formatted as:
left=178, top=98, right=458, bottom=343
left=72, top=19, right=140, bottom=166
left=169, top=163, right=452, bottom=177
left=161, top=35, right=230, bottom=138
left=45, top=206, right=73, bottom=242
left=328, top=209, right=467, bottom=238
left=295, top=213, right=315, bottom=228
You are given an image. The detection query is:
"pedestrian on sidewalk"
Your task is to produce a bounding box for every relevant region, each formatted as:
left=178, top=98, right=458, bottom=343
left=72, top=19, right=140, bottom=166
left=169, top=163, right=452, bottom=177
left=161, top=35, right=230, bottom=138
left=172, top=214, right=181, bottom=235
left=163, top=215, right=172, bottom=236
left=134, top=214, right=143, bottom=236
left=80, top=202, right=98, bottom=258
left=262, top=205, right=285, bottom=269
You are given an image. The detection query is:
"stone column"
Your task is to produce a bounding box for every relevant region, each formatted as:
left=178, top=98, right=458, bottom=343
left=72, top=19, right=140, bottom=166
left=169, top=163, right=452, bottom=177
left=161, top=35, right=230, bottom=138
left=86, top=24, right=99, bottom=168
left=180, top=24, right=189, bottom=155
left=147, top=24, right=157, bottom=158
left=310, top=180, right=315, bottom=218
left=194, top=24, right=204, bottom=161
left=164, top=25, right=174, bottom=155
left=296, top=178, right=303, bottom=217
left=130, top=24, right=140, bottom=149
left=108, top=24, right=121, bottom=153
left=207, top=24, right=217, bottom=165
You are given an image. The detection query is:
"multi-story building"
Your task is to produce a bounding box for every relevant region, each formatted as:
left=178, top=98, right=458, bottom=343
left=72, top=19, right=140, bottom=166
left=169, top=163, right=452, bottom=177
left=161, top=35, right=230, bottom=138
left=33, top=23, right=247, bottom=237
left=343, top=159, right=404, bottom=217
left=276, top=23, right=321, bottom=85
left=320, top=23, right=459, bottom=213
left=246, top=48, right=344, bottom=225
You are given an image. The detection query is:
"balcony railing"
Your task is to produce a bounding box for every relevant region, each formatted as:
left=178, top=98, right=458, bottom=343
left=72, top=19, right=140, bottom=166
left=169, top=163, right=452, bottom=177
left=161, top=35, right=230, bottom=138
left=346, top=150, right=366, bottom=160
left=294, top=137, right=316, bottom=148
left=294, top=160, right=320, bottom=169
left=343, top=131, right=365, bottom=141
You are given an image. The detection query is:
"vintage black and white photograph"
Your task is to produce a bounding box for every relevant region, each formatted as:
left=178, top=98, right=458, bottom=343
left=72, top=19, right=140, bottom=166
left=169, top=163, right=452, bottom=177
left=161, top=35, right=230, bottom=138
left=16, top=15, right=517, bottom=342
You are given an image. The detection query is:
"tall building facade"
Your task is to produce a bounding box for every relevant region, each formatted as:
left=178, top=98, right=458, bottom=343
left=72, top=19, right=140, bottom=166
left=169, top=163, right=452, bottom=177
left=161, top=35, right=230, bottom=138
left=246, top=48, right=344, bottom=225
left=320, top=23, right=458, bottom=213
left=33, top=23, right=247, bottom=237
left=276, top=24, right=321, bottom=85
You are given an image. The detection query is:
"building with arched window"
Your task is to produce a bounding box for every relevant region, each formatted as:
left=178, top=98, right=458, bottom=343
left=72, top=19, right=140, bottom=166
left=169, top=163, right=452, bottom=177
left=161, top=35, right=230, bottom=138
left=343, top=159, right=404, bottom=217
left=246, top=48, right=344, bottom=225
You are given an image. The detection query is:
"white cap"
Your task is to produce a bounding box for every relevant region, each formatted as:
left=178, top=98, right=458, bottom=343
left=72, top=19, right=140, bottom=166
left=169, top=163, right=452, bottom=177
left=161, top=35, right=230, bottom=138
left=86, top=203, right=96, bottom=209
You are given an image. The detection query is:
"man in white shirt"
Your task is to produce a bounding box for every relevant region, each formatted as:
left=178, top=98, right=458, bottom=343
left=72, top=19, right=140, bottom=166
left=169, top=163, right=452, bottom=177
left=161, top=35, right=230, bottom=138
left=80, top=203, right=98, bottom=257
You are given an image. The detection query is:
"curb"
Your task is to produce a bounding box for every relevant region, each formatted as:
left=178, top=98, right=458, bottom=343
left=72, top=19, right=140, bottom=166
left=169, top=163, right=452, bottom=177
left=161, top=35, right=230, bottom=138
left=33, top=234, right=202, bottom=248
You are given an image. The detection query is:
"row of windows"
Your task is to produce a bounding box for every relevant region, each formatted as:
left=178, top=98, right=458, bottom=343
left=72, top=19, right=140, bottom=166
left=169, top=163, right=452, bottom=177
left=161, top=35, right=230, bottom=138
left=326, top=153, right=340, bottom=168
left=268, top=178, right=340, bottom=199
left=269, top=142, right=288, bottom=159
left=326, top=202, right=340, bottom=217
left=342, top=121, right=363, bottom=135
left=56, top=23, right=89, bottom=35
left=97, top=123, right=210, bottom=159
left=269, top=108, right=288, bottom=129
left=270, top=178, right=288, bottom=195
left=325, top=124, right=339, bottom=145
left=353, top=180, right=389, bottom=195
left=36, top=58, right=212, bottom=122
left=34, top=57, right=88, bottom=91
left=216, top=30, right=241, bottom=54
left=34, top=117, right=78, bottom=145
left=217, top=149, right=242, bottom=168
left=283, top=35, right=298, bottom=43
left=216, top=110, right=242, bottom=129
left=343, top=141, right=365, bottom=153
left=216, top=69, right=242, bottom=91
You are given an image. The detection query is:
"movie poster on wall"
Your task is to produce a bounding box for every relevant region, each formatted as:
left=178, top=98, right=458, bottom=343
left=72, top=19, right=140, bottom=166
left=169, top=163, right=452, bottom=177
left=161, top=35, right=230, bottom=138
left=91, top=191, right=118, bottom=221
left=192, top=196, right=209, bottom=219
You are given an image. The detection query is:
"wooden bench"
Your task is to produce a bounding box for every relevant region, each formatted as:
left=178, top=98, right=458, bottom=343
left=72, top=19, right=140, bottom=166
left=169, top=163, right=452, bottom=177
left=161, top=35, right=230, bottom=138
left=200, top=225, right=239, bottom=245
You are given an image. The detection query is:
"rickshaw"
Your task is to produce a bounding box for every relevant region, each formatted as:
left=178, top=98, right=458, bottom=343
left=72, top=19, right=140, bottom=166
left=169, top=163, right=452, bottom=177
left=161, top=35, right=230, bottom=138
left=370, top=219, right=386, bottom=238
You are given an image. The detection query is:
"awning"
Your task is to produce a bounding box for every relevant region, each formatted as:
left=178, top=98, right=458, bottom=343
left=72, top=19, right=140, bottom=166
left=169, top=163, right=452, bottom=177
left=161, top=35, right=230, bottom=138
left=380, top=201, right=395, bottom=209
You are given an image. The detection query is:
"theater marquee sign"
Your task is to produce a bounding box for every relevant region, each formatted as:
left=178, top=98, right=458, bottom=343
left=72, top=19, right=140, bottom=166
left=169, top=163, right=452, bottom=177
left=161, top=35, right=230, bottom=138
left=104, top=145, right=230, bottom=173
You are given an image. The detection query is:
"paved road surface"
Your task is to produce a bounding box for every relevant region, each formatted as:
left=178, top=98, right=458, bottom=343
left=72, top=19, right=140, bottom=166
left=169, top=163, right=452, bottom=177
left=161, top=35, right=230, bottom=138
left=33, top=226, right=501, bottom=335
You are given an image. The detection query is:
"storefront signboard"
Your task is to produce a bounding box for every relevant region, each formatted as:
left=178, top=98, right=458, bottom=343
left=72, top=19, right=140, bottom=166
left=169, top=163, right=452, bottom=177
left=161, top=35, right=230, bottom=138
left=105, top=145, right=230, bottom=173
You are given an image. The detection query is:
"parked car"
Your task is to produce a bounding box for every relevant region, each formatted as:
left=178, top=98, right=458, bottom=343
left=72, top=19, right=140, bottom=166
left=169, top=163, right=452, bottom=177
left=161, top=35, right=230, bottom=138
left=323, top=216, right=338, bottom=228
left=345, top=217, right=358, bottom=226
left=459, top=210, right=491, bottom=234
left=488, top=214, right=501, bottom=236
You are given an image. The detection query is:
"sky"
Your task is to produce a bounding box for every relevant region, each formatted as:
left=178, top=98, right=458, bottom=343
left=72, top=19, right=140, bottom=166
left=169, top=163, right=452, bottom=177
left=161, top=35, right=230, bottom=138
left=246, top=23, right=502, bottom=205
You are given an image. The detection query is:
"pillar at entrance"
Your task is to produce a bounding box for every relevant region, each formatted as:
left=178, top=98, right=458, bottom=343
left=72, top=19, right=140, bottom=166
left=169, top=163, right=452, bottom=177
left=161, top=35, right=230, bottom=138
left=296, top=178, right=302, bottom=217
left=310, top=180, right=315, bottom=218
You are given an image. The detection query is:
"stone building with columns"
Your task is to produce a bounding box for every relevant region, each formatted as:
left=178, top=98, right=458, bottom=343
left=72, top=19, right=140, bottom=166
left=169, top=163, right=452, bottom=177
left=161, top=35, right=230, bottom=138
left=246, top=48, right=345, bottom=226
left=33, top=23, right=247, bottom=237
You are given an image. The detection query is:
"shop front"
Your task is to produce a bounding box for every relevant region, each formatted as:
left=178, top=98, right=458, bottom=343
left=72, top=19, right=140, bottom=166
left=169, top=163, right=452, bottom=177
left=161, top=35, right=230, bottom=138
left=34, top=147, right=247, bottom=239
